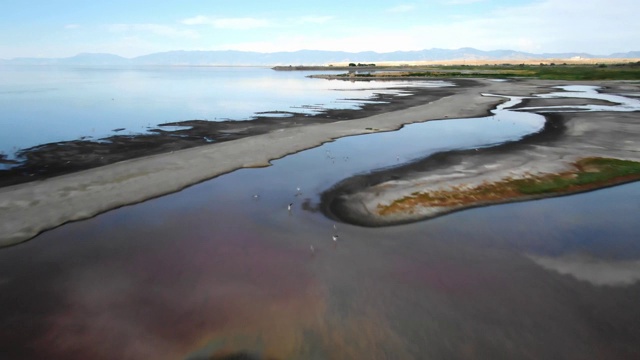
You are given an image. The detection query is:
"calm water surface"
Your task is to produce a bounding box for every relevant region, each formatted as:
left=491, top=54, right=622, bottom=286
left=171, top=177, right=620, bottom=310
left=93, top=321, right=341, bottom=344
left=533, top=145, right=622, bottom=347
left=0, top=81, right=639, bottom=359
left=0, top=65, right=449, bottom=161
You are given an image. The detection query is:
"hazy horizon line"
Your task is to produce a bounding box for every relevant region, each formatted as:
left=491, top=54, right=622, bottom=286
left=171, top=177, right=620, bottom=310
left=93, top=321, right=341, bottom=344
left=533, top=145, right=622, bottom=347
left=4, top=47, right=640, bottom=61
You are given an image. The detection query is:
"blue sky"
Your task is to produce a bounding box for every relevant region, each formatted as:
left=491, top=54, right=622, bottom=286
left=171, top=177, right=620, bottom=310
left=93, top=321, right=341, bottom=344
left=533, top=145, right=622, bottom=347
left=1, top=0, right=638, bottom=58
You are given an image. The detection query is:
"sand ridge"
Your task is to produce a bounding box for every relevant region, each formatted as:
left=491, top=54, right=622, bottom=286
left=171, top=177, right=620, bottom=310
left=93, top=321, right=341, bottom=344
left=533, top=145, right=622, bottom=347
left=3, top=78, right=636, bottom=246
left=0, top=78, right=520, bottom=246
left=321, top=82, right=640, bottom=226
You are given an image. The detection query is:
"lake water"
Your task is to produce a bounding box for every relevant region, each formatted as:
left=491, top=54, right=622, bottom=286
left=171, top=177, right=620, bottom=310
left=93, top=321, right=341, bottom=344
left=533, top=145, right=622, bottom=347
left=1, top=70, right=640, bottom=359
left=0, top=65, right=449, bottom=161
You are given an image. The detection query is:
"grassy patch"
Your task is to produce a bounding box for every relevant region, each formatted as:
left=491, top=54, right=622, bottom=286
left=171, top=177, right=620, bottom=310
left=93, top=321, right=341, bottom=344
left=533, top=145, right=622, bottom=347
left=513, top=158, right=640, bottom=194
left=378, top=157, right=640, bottom=215
left=532, top=65, right=640, bottom=80
left=339, top=63, right=640, bottom=81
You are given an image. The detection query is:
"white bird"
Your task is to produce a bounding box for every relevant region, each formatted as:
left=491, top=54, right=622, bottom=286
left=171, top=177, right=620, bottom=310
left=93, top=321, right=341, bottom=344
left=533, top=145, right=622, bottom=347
left=295, top=187, right=302, bottom=196
left=288, top=203, right=293, bottom=212
left=332, top=234, right=338, bottom=242
left=333, top=224, right=337, bottom=230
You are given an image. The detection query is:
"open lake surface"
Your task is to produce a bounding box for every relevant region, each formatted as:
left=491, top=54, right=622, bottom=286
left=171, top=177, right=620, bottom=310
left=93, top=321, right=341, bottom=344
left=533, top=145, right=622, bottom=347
left=1, top=67, right=640, bottom=359
left=0, top=65, right=447, bottom=164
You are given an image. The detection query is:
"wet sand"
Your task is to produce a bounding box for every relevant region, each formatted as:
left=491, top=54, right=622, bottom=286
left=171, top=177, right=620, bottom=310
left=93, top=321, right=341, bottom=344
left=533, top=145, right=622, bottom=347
left=1, top=79, right=637, bottom=246
left=0, top=82, right=472, bottom=188
left=322, top=82, right=640, bottom=226
left=0, top=78, right=494, bottom=246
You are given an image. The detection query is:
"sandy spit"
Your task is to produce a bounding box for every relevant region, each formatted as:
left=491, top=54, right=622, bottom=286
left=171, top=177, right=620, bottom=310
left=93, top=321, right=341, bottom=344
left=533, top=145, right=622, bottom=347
left=322, top=81, right=640, bottom=227
left=0, top=79, right=530, bottom=247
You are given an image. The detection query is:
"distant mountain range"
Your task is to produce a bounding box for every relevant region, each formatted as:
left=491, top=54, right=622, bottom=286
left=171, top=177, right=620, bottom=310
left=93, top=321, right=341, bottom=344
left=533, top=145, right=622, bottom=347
left=2, top=48, right=640, bottom=66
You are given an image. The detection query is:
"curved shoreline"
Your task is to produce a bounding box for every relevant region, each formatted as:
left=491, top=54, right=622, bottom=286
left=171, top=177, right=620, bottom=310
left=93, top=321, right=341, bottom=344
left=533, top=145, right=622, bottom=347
left=320, top=112, right=568, bottom=226
left=2, top=79, right=637, bottom=246
left=0, top=78, right=517, bottom=246
left=321, top=83, right=640, bottom=227
left=0, top=80, right=477, bottom=188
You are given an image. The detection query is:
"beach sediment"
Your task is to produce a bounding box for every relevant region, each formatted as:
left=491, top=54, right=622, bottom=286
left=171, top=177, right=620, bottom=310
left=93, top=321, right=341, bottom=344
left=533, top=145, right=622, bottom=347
left=0, top=81, right=475, bottom=188
left=2, top=79, right=637, bottom=246
left=0, top=78, right=507, bottom=246
left=321, top=84, right=640, bottom=226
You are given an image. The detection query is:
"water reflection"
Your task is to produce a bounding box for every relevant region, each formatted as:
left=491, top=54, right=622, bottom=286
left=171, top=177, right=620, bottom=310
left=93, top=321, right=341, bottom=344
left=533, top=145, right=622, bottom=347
left=0, top=65, right=451, bottom=161
left=528, top=255, right=640, bottom=286
left=1, top=86, right=640, bottom=358
left=518, top=85, right=640, bottom=112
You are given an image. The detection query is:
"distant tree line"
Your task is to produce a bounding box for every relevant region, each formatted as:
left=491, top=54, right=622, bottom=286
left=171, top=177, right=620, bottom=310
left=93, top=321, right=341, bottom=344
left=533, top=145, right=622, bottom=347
left=348, top=63, right=376, bottom=67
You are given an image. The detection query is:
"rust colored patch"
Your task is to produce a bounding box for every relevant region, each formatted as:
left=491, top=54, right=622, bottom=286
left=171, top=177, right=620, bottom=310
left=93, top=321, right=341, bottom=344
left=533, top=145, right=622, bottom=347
left=378, top=157, right=640, bottom=216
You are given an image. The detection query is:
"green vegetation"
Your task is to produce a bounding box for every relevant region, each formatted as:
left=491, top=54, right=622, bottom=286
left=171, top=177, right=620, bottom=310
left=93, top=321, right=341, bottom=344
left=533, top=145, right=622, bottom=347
left=513, top=157, right=640, bottom=194
left=504, top=62, right=640, bottom=80
left=378, top=157, right=640, bottom=215
left=348, top=63, right=376, bottom=67
left=339, top=62, right=640, bottom=80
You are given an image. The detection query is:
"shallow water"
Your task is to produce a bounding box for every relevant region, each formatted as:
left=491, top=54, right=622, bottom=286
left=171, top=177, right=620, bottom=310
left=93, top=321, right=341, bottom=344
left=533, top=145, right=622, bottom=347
left=0, top=65, right=451, bottom=160
left=519, top=85, right=640, bottom=112
left=1, top=85, right=640, bottom=359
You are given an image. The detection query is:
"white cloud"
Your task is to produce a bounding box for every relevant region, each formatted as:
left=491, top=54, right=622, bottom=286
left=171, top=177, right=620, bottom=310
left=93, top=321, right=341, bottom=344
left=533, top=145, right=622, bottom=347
left=213, top=0, right=639, bottom=55
left=108, top=24, right=199, bottom=39
left=408, top=0, right=640, bottom=53
left=41, top=0, right=639, bottom=58
left=298, top=16, right=335, bottom=24
left=387, top=4, right=416, bottom=13
left=528, top=254, right=640, bottom=286
left=181, top=15, right=209, bottom=25
left=444, top=0, right=485, bottom=4
left=214, top=31, right=425, bottom=54
left=181, top=16, right=271, bottom=30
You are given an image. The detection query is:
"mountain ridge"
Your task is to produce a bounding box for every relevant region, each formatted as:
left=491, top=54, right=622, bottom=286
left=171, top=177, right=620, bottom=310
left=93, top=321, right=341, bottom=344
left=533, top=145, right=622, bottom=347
left=2, top=48, right=639, bottom=66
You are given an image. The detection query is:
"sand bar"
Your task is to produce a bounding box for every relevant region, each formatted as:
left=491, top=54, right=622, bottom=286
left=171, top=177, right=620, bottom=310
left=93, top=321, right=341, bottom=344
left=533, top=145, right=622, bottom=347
left=4, top=79, right=638, bottom=246
left=322, top=81, right=640, bottom=226
left=0, top=79, right=519, bottom=246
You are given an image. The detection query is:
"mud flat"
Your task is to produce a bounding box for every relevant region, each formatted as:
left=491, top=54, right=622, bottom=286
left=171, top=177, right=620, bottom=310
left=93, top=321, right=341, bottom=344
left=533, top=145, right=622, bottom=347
left=3, top=79, right=637, bottom=246
left=0, top=81, right=475, bottom=188
left=0, top=78, right=520, bottom=246
left=322, top=82, right=640, bottom=226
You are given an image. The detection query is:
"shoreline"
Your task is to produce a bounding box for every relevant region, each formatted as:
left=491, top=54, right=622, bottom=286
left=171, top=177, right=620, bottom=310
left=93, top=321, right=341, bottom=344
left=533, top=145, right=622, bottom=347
left=2, top=78, right=638, bottom=246
left=273, top=59, right=640, bottom=68
left=0, top=78, right=509, bottom=246
left=0, top=80, right=477, bottom=188
left=321, top=84, right=640, bottom=226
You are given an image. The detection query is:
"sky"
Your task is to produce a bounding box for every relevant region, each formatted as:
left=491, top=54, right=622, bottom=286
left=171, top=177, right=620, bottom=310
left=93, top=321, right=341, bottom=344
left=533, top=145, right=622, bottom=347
left=1, top=0, right=639, bottom=59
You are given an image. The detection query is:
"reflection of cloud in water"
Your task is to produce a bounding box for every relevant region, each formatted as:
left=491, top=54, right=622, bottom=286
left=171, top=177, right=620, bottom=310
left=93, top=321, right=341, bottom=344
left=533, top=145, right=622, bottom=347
left=528, top=254, right=640, bottom=286
left=517, top=85, right=640, bottom=113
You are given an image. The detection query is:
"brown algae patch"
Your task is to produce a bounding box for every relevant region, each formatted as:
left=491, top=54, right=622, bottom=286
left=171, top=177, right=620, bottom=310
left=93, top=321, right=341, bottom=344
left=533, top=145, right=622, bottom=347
left=378, top=157, right=640, bottom=216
